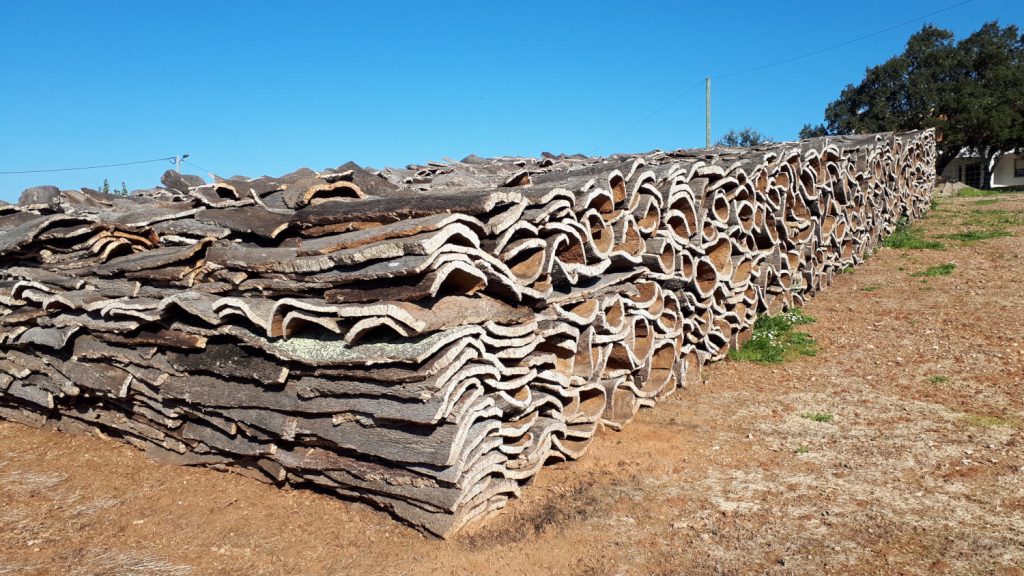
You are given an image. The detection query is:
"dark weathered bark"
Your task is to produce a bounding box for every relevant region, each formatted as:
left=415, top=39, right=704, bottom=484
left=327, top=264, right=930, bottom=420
left=980, top=147, right=1003, bottom=190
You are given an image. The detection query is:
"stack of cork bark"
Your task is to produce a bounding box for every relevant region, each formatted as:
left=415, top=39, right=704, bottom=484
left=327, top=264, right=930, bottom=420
left=0, top=130, right=935, bottom=536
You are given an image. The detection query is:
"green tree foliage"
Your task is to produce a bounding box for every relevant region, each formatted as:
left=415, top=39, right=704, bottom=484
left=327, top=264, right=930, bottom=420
left=945, top=23, right=1024, bottom=188
left=812, top=22, right=1024, bottom=188
left=798, top=123, right=830, bottom=139
left=717, top=127, right=773, bottom=147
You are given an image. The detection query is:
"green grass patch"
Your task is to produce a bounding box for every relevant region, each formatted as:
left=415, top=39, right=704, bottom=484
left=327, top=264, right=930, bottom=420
left=967, top=209, right=1023, bottom=228
left=928, top=375, right=949, bottom=384
left=962, top=414, right=1018, bottom=428
left=956, top=186, right=999, bottom=197
left=728, top=309, right=817, bottom=364
left=956, top=185, right=1024, bottom=197
left=838, top=267, right=854, bottom=275
left=794, top=446, right=810, bottom=454
left=802, top=412, right=835, bottom=423
left=935, top=208, right=1020, bottom=244
left=973, top=198, right=1002, bottom=206
left=861, top=284, right=881, bottom=292
left=882, top=218, right=945, bottom=250
left=911, top=263, right=956, bottom=277
left=941, top=229, right=1012, bottom=243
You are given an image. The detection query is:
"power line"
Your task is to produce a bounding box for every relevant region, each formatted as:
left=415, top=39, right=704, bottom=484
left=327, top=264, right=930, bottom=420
left=716, top=0, right=974, bottom=80
left=592, top=0, right=973, bottom=152
left=183, top=159, right=218, bottom=176
left=590, top=79, right=705, bottom=155
left=0, top=156, right=177, bottom=175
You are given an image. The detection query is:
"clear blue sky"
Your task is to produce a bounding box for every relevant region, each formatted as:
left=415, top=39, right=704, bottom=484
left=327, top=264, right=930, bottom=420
left=1, top=0, right=1019, bottom=201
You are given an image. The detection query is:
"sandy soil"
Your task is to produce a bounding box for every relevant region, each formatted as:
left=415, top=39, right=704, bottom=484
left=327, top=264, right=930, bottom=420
left=1, top=193, right=1022, bottom=576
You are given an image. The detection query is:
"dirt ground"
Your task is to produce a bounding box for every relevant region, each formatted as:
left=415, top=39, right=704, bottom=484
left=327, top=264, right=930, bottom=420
left=1, top=192, right=1022, bottom=576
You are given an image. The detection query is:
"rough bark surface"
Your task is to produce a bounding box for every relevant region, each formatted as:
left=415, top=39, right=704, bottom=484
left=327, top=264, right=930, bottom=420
left=0, top=131, right=936, bottom=536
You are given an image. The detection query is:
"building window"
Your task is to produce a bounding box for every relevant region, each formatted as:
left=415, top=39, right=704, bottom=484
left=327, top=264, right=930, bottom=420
left=1015, top=156, right=1024, bottom=178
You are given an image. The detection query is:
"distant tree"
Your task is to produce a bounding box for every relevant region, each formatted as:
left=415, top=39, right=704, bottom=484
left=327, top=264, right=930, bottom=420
left=716, top=128, right=773, bottom=147
left=941, top=22, right=1024, bottom=187
left=812, top=22, right=1024, bottom=187
left=96, top=178, right=130, bottom=196
left=798, top=123, right=830, bottom=139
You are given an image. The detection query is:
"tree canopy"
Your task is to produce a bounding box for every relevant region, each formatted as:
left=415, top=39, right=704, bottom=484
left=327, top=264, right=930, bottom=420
left=804, top=21, right=1024, bottom=187
left=798, top=123, right=829, bottom=139
left=717, top=128, right=773, bottom=147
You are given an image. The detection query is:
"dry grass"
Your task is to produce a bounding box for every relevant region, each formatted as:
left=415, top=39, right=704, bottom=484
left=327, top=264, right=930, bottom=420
left=66, top=551, right=192, bottom=576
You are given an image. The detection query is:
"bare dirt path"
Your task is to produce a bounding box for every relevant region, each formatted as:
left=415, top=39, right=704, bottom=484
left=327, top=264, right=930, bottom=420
left=1, top=193, right=1022, bottom=576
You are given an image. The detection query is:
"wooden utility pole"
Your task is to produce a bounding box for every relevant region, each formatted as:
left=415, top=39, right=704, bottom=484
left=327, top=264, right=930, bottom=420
left=705, top=77, right=711, bottom=148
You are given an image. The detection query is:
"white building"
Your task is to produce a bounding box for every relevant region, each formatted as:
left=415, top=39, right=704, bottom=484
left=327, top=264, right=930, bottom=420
left=941, top=150, right=1024, bottom=188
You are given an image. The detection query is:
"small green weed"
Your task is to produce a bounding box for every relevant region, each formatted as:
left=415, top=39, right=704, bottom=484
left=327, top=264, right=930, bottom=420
left=882, top=218, right=945, bottom=250
left=861, top=284, right=881, bottom=292
left=728, top=309, right=817, bottom=364
left=802, top=412, right=835, bottom=423
left=911, top=263, right=956, bottom=277
left=928, top=375, right=949, bottom=384
left=794, top=446, right=810, bottom=454
left=838, top=267, right=854, bottom=275
left=973, top=198, right=1001, bottom=206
